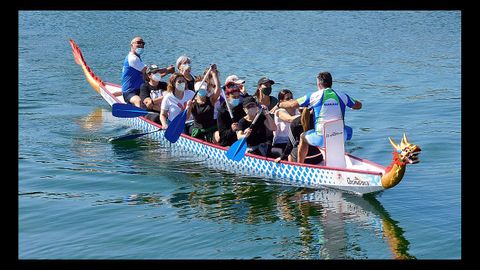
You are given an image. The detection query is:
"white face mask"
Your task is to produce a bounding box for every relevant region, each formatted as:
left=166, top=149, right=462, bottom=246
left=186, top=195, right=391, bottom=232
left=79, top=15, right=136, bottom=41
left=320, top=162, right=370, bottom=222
left=151, top=73, right=162, bottom=82
left=247, top=107, right=258, bottom=116
left=181, top=64, right=190, bottom=71
left=176, top=82, right=186, bottom=91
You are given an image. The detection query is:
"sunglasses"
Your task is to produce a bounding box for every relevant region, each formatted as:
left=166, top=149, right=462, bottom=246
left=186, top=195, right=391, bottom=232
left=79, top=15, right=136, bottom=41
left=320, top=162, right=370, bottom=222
left=135, top=41, right=145, bottom=45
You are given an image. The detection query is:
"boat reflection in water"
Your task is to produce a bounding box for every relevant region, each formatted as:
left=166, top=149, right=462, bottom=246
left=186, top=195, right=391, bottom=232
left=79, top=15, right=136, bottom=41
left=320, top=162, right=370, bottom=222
left=75, top=107, right=105, bottom=131
left=120, top=174, right=415, bottom=259
left=287, top=189, right=416, bottom=259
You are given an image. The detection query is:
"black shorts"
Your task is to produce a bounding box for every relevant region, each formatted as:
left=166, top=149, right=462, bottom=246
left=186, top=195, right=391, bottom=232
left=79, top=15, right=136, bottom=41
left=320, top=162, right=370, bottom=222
left=123, top=89, right=140, bottom=104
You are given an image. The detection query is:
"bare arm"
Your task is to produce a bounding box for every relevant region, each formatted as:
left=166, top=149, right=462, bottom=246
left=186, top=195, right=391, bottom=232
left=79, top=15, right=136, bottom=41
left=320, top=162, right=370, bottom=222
left=209, top=67, right=221, bottom=104
left=278, top=99, right=299, bottom=110
left=160, top=110, right=169, bottom=129
left=262, top=107, right=277, bottom=131
left=276, top=109, right=300, bottom=123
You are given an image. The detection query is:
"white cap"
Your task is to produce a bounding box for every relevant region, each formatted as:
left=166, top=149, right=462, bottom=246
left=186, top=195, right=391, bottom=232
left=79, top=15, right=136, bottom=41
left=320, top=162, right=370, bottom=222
left=194, top=81, right=208, bottom=91
left=225, top=75, right=245, bottom=85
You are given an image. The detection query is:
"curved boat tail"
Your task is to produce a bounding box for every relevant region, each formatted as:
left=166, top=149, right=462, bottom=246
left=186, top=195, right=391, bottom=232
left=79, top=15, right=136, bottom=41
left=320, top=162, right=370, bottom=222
left=381, top=133, right=421, bottom=189
left=69, top=39, right=105, bottom=94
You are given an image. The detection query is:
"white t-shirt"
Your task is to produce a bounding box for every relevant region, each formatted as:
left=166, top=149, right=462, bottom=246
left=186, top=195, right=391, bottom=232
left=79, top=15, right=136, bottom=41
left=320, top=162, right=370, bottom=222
left=273, top=108, right=300, bottom=145
left=160, top=90, right=195, bottom=122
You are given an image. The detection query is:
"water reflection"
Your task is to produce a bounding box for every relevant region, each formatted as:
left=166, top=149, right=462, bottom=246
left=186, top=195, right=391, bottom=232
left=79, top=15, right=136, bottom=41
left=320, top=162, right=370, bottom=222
left=119, top=181, right=414, bottom=259
left=82, top=108, right=414, bottom=259
left=75, top=107, right=105, bottom=131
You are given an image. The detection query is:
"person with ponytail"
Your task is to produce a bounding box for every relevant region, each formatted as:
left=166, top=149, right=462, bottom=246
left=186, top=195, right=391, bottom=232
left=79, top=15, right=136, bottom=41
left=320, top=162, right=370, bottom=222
left=273, top=108, right=323, bottom=164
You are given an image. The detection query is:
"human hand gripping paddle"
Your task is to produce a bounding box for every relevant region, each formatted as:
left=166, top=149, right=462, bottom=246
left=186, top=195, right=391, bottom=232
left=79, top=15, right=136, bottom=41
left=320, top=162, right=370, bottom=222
left=164, top=65, right=213, bottom=143
left=225, top=107, right=263, bottom=161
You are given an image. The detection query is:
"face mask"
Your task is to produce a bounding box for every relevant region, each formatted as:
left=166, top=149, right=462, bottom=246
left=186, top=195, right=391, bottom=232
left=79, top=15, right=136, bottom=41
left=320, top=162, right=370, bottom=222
left=151, top=73, right=162, bottom=82
left=261, top=86, right=272, bottom=96
left=135, top=48, right=144, bottom=55
left=246, top=107, right=258, bottom=116
left=197, top=89, right=207, bottom=97
left=181, top=64, right=190, bottom=71
left=229, top=98, right=240, bottom=107
left=176, top=82, right=185, bottom=91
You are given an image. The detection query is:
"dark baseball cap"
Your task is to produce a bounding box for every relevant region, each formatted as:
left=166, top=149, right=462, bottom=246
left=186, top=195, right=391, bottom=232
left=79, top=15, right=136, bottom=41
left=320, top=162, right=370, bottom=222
left=257, top=77, right=275, bottom=86
left=242, top=96, right=257, bottom=108
left=146, top=64, right=161, bottom=74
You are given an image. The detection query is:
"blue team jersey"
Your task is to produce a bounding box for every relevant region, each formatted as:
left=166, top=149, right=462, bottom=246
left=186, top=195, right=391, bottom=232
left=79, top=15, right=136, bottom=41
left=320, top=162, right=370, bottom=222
left=296, top=88, right=357, bottom=134
left=121, top=52, right=145, bottom=93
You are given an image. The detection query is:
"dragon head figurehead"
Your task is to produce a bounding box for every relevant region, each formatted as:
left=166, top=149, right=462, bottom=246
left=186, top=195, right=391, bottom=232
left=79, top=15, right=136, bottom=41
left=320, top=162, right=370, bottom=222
left=381, top=133, right=421, bottom=189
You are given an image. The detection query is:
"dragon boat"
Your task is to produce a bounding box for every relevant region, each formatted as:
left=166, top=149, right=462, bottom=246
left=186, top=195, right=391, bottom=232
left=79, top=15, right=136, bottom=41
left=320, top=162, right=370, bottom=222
left=69, top=39, right=421, bottom=196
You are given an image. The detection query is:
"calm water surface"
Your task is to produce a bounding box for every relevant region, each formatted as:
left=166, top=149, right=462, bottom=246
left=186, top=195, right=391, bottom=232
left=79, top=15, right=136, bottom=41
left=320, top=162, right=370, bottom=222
left=18, top=11, right=461, bottom=259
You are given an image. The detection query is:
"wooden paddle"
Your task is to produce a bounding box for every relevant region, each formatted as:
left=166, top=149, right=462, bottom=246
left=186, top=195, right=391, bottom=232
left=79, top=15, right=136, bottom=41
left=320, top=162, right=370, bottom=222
left=225, top=107, right=263, bottom=161
left=164, top=65, right=213, bottom=143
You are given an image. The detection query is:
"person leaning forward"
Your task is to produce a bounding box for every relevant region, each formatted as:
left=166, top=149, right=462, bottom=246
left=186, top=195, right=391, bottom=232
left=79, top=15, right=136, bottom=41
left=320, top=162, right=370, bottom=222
left=277, top=71, right=362, bottom=164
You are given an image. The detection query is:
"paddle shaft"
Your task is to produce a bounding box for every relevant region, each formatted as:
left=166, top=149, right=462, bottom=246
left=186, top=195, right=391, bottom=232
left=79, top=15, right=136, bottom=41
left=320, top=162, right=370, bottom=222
left=221, top=88, right=234, bottom=119
left=109, top=129, right=161, bottom=142
left=184, top=65, right=213, bottom=111
left=225, top=107, right=264, bottom=161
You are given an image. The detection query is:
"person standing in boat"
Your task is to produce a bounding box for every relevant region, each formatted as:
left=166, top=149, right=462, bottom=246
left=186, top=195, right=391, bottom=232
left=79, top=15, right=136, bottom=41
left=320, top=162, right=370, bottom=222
left=121, top=36, right=174, bottom=107
left=159, top=73, right=195, bottom=131
left=278, top=71, right=362, bottom=164
left=213, top=82, right=246, bottom=146
left=236, top=96, right=277, bottom=157
left=139, top=64, right=168, bottom=113
left=176, top=55, right=195, bottom=91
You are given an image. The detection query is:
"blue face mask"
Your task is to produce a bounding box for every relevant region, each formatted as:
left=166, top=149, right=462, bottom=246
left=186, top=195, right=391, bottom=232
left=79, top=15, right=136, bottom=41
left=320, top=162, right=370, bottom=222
left=197, top=89, right=207, bottom=97
left=135, top=48, right=144, bottom=55
left=229, top=98, right=240, bottom=107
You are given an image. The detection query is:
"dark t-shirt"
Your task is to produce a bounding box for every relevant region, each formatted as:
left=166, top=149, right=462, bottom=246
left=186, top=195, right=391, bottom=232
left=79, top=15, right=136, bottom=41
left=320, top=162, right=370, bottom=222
left=216, top=101, right=246, bottom=146
left=238, top=114, right=268, bottom=147
left=185, top=74, right=195, bottom=91
left=139, top=81, right=167, bottom=110
left=191, top=98, right=216, bottom=129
